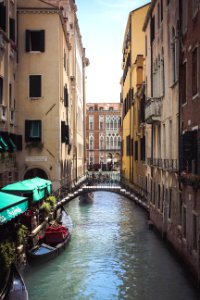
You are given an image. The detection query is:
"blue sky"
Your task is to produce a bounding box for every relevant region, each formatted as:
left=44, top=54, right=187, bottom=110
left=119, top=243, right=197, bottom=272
left=76, top=0, right=150, bottom=103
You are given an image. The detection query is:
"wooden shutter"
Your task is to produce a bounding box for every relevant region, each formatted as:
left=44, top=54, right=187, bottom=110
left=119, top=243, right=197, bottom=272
left=9, top=18, right=15, bottom=42
left=61, top=121, right=65, bottom=143
left=39, top=30, right=45, bottom=52
left=25, top=120, right=31, bottom=142
left=64, top=86, right=68, bottom=107
left=0, top=4, right=6, bottom=31
left=135, top=141, right=138, bottom=160
left=150, top=16, right=155, bottom=43
left=65, top=125, right=69, bottom=144
left=29, top=75, right=41, bottom=97
left=140, top=137, right=146, bottom=161
left=26, top=30, right=31, bottom=52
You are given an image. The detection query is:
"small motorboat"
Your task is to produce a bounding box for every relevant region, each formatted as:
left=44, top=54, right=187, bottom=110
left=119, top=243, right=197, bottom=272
left=26, top=206, right=71, bottom=263
left=79, top=192, right=94, bottom=204
left=0, top=264, right=29, bottom=300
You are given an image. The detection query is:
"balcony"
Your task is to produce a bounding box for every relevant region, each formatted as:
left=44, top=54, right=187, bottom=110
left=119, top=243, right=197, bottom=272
left=145, top=97, right=162, bottom=123
left=146, top=158, right=178, bottom=171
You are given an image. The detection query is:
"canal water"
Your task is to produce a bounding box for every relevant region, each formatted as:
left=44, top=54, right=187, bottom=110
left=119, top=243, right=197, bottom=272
left=25, top=192, right=199, bottom=300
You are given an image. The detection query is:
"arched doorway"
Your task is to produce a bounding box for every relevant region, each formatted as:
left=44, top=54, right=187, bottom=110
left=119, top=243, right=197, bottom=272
left=24, top=168, right=48, bottom=180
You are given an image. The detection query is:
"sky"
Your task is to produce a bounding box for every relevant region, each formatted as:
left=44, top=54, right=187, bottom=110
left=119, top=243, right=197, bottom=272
left=75, top=0, right=150, bottom=103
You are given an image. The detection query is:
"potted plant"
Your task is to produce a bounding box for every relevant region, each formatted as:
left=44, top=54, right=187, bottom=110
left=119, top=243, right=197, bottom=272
left=46, top=195, right=57, bottom=209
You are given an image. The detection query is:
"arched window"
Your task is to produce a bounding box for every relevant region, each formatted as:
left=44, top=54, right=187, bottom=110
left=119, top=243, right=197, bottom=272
left=99, top=134, right=104, bottom=149
left=110, top=118, right=114, bottom=130
left=106, top=136, right=110, bottom=149
left=110, top=135, right=114, bottom=149
left=114, top=117, right=118, bottom=129
left=171, top=27, right=177, bottom=83
left=89, top=134, right=94, bottom=150
left=117, top=136, right=121, bottom=149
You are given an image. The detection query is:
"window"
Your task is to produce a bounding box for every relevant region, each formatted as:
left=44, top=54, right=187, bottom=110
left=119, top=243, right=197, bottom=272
left=89, top=134, right=94, bottom=150
left=89, top=116, right=94, bottom=130
left=64, top=50, right=67, bottom=70
left=25, top=120, right=42, bottom=142
left=157, top=3, right=160, bottom=28
left=0, top=77, right=3, bottom=105
left=171, top=27, right=177, bottom=83
left=109, top=107, right=113, bottom=111
left=99, top=116, right=104, bottom=130
left=150, top=16, right=155, bottom=44
left=192, top=0, right=200, bottom=17
left=135, top=141, right=138, bottom=160
left=160, top=0, right=163, bottom=21
left=64, top=86, right=68, bottom=107
left=181, top=130, right=198, bottom=174
left=192, top=213, right=197, bottom=250
left=181, top=0, right=187, bottom=34
left=9, top=83, right=12, bottom=107
left=29, top=75, right=41, bottom=98
left=182, top=206, right=187, bottom=238
left=9, top=18, right=15, bottom=42
left=0, top=4, right=6, bottom=32
left=26, top=30, right=45, bottom=52
left=192, top=47, right=198, bottom=96
left=106, top=136, right=110, bottom=149
left=99, top=134, right=104, bottom=149
left=89, top=153, right=94, bottom=164
left=180, top=62, right=187, bottom=104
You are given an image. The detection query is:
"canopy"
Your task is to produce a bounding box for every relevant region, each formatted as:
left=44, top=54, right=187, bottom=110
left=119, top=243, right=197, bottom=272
left=2, top=177, right=52, bottom=203
left=0, top=192, right=28, bottom=224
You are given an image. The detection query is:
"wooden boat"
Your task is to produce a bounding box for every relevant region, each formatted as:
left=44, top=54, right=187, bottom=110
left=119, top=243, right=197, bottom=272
left=79, top=192, right=94, bottom=204
left=0, top=264, right=28, bottom=300
left=26, top=206, right=71, bottom=263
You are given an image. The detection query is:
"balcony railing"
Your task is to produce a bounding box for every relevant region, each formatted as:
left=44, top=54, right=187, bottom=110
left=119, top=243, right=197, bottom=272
left=145, top=97, right=162, bottom=123
left=146, top=158, right=178, bottom=171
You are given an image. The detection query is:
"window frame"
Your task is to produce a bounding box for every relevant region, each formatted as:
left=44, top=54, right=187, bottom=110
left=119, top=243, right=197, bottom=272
left=192, top=46, right=198, bottom=98
left=29, top=74, right=42, bottom=99
left=26, top=29, right=45, bottom=53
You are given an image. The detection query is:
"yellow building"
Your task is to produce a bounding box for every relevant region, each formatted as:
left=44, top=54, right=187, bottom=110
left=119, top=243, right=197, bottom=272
left=13, top=0, right=88, bottom=190
left=121, top=3, right=150, bottom=185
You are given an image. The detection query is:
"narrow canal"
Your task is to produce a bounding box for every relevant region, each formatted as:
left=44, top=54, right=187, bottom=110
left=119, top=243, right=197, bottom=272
left=25, top=192, right=199, bottom=300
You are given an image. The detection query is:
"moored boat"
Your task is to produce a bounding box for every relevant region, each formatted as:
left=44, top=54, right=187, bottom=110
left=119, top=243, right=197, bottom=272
left=26, top=206, right=71, bottom=263
left=79, top=192, right=94, bottom=204
left=0, top=264, right=29, bottom=300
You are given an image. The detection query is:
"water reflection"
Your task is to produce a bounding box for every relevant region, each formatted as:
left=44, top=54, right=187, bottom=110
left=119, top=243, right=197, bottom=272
left=25, top=192, right=199, bottom=300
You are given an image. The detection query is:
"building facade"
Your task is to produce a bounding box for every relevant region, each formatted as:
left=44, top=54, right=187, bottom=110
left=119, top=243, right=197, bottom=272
left=121, top=3, right=150, bottom=185
left=0, top=0, right=88, bottom=191
left=179, top=0, right=200, bottom=281
left=0, top=0, right=19, bottom=188
left=86, top=103, right=121, bottom=171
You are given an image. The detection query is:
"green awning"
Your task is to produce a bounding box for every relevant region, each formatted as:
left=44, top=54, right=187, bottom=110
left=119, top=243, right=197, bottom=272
left=0, top=136, right=8, bottom=151
left=0, top=192, right=28, bottom=224
left=30, top=177, right=52, bottom=194
left=2, top=177, right=52, bottom=203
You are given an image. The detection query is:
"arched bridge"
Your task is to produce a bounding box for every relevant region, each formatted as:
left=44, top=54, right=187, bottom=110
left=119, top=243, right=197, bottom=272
left=56, top=181, right=149, bottom=212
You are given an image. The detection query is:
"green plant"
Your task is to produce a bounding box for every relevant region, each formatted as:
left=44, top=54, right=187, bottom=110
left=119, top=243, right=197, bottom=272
left=0, top=240, right=16, bottom=270
left=40, top=202, right=51, bottom=217
left=16, top=224, right=28, bottom=245
left=46, top=195, right=57, bottom=208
